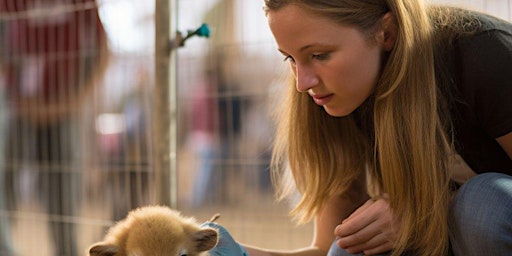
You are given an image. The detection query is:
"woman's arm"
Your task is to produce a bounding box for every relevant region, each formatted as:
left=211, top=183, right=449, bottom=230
left=497, top=132, right=512, bottom=159
left=242, top=244, right=323, bottom=256
left=244, top=179, right=369, bottom=256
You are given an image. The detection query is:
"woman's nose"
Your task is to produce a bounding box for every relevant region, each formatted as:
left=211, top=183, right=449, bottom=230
left=295, top=65, right=319, bottom=92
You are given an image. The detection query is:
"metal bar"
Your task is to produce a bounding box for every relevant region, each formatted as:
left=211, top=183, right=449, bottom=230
left=153, top=0, right=178, bottom=207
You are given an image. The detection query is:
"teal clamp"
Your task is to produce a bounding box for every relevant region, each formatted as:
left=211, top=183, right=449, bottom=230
left=169, top=23, right=210, bottom=51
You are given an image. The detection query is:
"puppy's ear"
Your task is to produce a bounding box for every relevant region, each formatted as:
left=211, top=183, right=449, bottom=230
left=193, top=228, right=219, bottom=252
left=89, top=243, right=120, bottom=256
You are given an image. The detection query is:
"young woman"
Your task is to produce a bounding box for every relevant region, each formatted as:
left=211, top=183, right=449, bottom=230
left=203, top=0, right=512, bottom=255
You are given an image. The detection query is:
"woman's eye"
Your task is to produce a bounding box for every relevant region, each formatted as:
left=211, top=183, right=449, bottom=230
left=312, top=53, right=330, bottom=61
left=283, top=55, right=296, bottom=64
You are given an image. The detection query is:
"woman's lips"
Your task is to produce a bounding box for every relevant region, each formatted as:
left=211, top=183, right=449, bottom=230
left=311, top=93, right=333, bottom=106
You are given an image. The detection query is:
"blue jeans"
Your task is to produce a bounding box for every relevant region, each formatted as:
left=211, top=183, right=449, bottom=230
left=450, top=172, right=512, bottom=256
left=327, top=241, right=390, bottom=255
left=327, top=173, right=512, bottom=256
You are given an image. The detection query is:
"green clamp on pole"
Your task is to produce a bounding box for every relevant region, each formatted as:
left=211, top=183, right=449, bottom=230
left=169, top=23, right=210, bottom=51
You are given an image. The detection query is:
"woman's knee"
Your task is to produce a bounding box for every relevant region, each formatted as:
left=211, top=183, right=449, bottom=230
left=327, top=240, right=391, bottom=256
left=450, top=172, right=512, bottom=255
left=327, top=240, right=363, bottom=256
left=451, top=172, right=512, bottom=220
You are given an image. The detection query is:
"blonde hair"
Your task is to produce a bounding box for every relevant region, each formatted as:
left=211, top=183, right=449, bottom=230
left=265, top=0, right=469, bottom=255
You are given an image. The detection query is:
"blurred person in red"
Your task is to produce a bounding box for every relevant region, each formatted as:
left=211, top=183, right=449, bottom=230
left=0, top=0, right=108, bottom=255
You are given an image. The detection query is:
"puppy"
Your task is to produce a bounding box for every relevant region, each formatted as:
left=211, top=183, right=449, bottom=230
left=89, top=205, right=219, bottom=256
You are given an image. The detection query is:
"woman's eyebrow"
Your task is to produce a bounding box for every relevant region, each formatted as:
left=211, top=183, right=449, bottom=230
left=278, top=43, right=336, bottom=55
left=280, top=45, right=314, bottom=54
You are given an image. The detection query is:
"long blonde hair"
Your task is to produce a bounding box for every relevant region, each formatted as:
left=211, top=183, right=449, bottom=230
left=265, top=0, right=461, bottom=255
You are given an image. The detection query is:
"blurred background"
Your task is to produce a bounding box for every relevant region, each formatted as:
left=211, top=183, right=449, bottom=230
left=0, top=0, right=510, bottom=255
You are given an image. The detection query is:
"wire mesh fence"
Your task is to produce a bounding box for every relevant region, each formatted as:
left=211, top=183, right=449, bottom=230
left=0, top=1, right=155, bottom=255
left=0, top=0, right=510, bottom=255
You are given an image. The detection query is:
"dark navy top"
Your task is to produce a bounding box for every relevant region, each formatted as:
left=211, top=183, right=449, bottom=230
left=438, top=10, right=512, bottom=175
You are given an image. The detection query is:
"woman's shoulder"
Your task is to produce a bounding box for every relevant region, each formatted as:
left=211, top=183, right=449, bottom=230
left=433, top=8, right=512, bottom=95
left=452, top=11, right=512, bottom=139
left=430, top=6, right=512, bottom=43
left=471, top=10, right=512, bottom=36
left=457, top=13, right=512, bottom=72
left=431, top=7, right=512, bottom=173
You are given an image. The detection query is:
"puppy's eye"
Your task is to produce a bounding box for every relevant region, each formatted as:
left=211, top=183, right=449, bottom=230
left=178, top=248, right=188, bottom=256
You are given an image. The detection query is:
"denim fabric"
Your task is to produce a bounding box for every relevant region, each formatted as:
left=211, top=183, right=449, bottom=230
left=327, top=240, right=390, bottom=256
left=450, top=172, right=512, bottom=256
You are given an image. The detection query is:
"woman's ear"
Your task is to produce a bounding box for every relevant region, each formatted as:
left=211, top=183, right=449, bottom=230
left=379, top=12, right=397, bottom=51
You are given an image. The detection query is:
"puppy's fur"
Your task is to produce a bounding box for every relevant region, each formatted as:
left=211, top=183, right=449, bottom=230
left=89, top=206, right=218, bottom=256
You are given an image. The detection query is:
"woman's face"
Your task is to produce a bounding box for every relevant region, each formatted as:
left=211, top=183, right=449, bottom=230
left=267, top=4, right=387, bottom=117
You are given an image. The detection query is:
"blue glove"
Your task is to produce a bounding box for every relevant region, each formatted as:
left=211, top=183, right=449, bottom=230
left=201, top=222, right=249, bottom=256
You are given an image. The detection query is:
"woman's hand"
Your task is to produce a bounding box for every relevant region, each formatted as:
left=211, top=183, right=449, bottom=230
left=333, top=194, right=400, bottom=255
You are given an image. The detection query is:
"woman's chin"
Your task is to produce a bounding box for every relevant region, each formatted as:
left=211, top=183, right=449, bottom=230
left=323, top=106, right=352, bottom=117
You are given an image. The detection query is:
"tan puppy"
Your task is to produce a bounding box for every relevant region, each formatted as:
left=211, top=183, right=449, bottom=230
left=89, top=205, right=219, bottom=256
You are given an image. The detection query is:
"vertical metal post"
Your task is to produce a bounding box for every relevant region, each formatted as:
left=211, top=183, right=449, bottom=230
left=154, top=0, right=178, bottom=208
